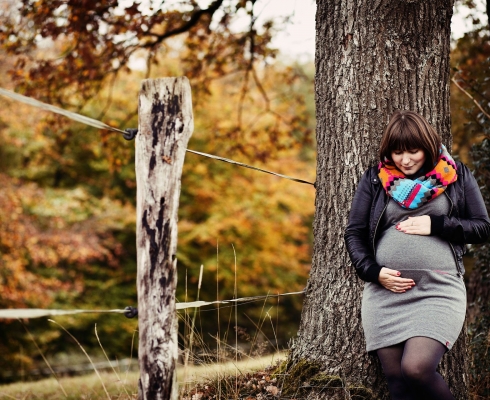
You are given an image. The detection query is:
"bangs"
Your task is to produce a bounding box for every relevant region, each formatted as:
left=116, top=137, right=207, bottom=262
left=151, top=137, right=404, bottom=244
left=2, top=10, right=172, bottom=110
left=387, top=123, right=426, bottom=152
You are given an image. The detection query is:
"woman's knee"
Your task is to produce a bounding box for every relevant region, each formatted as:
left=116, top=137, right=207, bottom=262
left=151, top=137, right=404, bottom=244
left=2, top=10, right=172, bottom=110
left=400, top=359, right=433, bottom=385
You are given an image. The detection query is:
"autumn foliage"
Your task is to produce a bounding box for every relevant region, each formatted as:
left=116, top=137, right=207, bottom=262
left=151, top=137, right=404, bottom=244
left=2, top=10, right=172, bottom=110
left=1, top=0, right=489, bottom=391
left=451, top=22, right=490, bottom=397
left=0, top=0, right=315, bottom=380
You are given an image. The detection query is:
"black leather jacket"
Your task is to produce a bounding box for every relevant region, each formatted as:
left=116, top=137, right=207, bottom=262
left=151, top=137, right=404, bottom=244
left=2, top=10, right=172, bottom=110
left=344, top=162, right=490, bottom=282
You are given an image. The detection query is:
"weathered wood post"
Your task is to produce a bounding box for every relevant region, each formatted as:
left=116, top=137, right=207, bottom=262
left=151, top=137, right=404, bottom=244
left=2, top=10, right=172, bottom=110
left=136, top=77, right=193, bottom=400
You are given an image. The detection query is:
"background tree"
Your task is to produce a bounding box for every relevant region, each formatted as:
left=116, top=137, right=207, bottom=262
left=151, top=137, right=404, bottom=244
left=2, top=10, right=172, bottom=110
left=468, top=139, right=490, bottom=398
left=286, top=1, right=465, bottom=399
left=0, top=0, right=316, bottom=380
left=451, top=21, right=490, bottom=398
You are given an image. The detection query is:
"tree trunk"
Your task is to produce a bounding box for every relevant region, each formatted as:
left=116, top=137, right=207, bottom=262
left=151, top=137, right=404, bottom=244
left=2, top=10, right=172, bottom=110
left=136, top=77, right=194, bottom=400
left=288, top=1, right=466, bottom=399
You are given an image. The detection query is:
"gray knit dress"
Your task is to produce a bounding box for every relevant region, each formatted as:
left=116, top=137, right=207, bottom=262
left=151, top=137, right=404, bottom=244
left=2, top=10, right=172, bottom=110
left=361, top=194, right=466, bottom=352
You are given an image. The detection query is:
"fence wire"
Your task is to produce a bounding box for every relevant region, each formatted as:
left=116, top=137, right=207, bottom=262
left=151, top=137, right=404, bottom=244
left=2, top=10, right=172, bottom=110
left=0, top=87, right=315, bottom=186
left=0, top=88, right=127, bottom=135
left=0, top=290, right=305, bottom=319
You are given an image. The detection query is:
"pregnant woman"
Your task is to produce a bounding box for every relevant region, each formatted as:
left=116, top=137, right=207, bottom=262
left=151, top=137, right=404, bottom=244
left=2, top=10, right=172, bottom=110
left=344, top=110, right=490, bottom=399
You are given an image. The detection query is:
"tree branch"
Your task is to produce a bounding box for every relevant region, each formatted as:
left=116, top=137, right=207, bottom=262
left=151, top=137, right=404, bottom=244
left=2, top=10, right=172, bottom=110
left=452, top=76, right=490, bottom=121
left=142, top=0, right=225, bottom=48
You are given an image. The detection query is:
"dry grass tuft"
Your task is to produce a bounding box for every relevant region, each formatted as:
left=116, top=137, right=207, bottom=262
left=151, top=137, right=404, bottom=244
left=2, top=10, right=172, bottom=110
left=0, top=353, right=285, bottom=400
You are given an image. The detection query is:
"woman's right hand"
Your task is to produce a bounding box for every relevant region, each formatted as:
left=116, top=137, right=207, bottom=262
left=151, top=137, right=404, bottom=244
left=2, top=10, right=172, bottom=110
left=378, top=267, right=415, bottom=293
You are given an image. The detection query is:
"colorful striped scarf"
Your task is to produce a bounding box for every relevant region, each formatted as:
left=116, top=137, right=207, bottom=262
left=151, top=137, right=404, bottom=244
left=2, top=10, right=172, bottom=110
left=378, top=145, right=457, bottom=209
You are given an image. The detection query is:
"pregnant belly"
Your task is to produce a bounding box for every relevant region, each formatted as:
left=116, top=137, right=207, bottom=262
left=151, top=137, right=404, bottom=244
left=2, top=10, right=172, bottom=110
left=375, top=226, right=457, bottom=272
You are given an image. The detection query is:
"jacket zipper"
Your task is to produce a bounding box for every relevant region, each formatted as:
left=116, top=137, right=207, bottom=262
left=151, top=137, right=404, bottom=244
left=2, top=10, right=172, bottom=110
left=372, top=198, right=389, bottom=257
left=444, top=192, right=461, bottom=277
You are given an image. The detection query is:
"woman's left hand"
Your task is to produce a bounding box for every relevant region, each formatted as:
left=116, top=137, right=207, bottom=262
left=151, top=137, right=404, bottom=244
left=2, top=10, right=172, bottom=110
left=396, top=215, right=431, bottom=236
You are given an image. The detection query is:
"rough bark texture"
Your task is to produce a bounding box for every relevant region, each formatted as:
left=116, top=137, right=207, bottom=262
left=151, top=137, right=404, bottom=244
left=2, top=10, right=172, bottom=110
left=136, top=77, right=193, bottom=400
left=289, top=1, right=467, bottom=399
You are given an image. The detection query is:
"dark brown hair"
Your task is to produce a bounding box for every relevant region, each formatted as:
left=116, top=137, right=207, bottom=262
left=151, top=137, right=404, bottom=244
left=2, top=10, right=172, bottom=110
left=379, top=110, right=442, bottom=166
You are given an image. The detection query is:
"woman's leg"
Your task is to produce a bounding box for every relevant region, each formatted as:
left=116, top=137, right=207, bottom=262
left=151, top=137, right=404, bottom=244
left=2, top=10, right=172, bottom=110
left=377, top=344, right=416, bottom=400
left=400, top=337, right=454, bottom=400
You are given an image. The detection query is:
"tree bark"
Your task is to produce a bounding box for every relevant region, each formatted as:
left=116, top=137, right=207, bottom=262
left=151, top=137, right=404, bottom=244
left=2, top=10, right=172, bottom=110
left=289, top=1, right=466, bottom=399
left=136, top=77, right=194, bottom=400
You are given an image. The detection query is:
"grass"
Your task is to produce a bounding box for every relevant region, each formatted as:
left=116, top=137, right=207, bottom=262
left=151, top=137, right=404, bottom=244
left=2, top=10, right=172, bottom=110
left=0, top=353, right=285, bottom=400
left=0, top=371, right=139, bottom=400
left=1, top=249, right=292, bottom=399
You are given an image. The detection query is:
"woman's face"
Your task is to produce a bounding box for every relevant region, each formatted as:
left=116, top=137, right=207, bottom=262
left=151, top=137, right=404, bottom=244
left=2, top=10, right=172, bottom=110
left=391, top=149, right=426, bottom=175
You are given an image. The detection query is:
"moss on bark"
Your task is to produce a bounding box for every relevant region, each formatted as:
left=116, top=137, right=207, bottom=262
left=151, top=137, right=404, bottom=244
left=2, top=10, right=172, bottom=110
left=274, top=359, right=374, bottom=399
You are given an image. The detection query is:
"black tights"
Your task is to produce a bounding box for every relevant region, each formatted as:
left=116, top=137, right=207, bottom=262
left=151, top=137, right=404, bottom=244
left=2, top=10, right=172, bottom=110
left=377, top=337, right=455, bottom=400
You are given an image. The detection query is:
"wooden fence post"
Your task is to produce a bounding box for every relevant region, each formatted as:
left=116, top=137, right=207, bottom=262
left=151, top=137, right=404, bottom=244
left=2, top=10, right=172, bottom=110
left=136, top=77, right=193, bottom=400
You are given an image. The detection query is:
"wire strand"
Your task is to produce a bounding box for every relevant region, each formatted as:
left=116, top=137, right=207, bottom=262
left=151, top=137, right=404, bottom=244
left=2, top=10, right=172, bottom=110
left=186, top=149, right=314, bottom=186
left=0, top=87, right=315, bottom=187
left=0, top=290, right=305, bottom=319
left=0, top=88, right=127, bottom=134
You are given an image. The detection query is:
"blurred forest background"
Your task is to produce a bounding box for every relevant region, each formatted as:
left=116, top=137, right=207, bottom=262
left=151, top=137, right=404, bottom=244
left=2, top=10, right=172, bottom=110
left=0, top=0, right=490, bottom=396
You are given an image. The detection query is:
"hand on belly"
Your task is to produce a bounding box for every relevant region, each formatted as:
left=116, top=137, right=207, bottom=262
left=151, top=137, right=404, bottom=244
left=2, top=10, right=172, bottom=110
left=396, top=215, right=431, bottom=235
left=379, top=267, right=416, bottom=293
